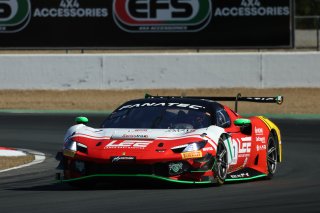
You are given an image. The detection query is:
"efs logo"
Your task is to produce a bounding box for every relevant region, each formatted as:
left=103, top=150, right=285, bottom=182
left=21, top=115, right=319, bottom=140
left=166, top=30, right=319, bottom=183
left=113, top=0, right=212, bottom=32
left=0, top=0, right=31, bottom=33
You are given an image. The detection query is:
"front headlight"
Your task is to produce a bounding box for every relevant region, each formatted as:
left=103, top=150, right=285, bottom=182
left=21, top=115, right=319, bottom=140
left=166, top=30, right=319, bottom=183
left=64, top=139, right=77, bottom=151
left=171, top=140, right=207, bottom=153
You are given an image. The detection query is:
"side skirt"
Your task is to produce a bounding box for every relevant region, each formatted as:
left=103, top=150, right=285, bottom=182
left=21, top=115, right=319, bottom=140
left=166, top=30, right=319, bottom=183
left=226, top=168, right=267, bottom=182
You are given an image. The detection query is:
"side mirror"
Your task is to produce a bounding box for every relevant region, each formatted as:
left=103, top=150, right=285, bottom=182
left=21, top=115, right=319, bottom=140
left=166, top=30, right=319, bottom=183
left=234, top=118, right=251, bottom=135
left=75, top=116, right=89, bottom=124
left=234, top=118, right=251, bottom=126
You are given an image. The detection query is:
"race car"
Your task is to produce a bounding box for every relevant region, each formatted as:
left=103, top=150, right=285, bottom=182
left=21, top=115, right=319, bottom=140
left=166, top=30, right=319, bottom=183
left=56, top=93, right=283, bottom=187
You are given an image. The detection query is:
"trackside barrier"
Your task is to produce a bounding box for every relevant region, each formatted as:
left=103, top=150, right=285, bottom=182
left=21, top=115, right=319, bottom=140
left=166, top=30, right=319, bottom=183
left=0, top=52, right=319, bottom=89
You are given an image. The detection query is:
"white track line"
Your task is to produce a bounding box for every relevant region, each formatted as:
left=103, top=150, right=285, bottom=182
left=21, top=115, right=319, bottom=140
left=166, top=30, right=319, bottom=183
left=0, top=149, right=46, bottom=173
left=0, top=149, right=27, bottom=156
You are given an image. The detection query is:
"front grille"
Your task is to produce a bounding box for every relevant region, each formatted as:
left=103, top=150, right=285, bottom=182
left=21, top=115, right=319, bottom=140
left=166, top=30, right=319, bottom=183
left=87, top=163, right=154, bottom=175
left=84, top=162, right=176, bottom=177
left=70, top=161, right=190, bottom=177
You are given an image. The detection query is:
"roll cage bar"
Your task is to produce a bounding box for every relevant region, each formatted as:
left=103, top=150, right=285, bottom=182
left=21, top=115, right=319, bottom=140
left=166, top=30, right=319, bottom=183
left=145, top=93, right=283, bottom=113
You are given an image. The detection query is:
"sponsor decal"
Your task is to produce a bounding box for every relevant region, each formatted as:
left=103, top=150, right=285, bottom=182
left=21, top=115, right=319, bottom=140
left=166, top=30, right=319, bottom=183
left=242, top=157, right=248, bottom=168
left=230, top=172, right=250, bottom=179
left=111, top=156, right=136, bottom=163
left=113, top=0, right=212, bottom=32
left=239, top=142, right=251, bottom=154
left=231, top=137, right=252, bottom=161
left=105, top=140, right=153, bottom=149
left=129, top=129, right=148, bottom=132
left=255, top=126, right=264, bottom=135
left=256, top=136, right=266, bottom=143
left=0, top=0, right=31, bottom=33
left=168, top=162, right=183, bottom=175
left=121, top=134, right=149, bottom=139
left=33, top=0, right=108, bottom=18
left=202, top=147, right=213, bottom=152
left=118, top=102, right=205, bottom=111
left=215, top=0, right=290, bottom=17
left=181, top=150, right=202, bottom=159
left=256, top=144, right=266, bottom=151
left=241, top=136, right=252, bottom=142
left=165, top=129, right=195, bottom=133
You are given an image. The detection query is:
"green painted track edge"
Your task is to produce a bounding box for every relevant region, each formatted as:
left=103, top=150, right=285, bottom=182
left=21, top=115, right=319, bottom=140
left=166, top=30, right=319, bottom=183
left=0, top=109, right=319, bottom=119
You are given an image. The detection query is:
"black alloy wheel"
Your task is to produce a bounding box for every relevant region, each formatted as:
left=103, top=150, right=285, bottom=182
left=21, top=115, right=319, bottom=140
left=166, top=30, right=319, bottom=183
left=213, top=138, right=228, bottom=185
left=266, top=134, right=278, bottom=179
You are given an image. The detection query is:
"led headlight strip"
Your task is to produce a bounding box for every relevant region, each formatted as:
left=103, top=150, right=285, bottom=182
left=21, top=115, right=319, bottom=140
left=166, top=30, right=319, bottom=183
left=171, top=140, right=207, bottom=153
left=63, top=139, right=88, bottom=157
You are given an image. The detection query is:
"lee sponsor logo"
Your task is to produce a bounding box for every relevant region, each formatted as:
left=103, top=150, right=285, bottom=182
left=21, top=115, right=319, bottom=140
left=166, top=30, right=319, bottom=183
left=105, top=140, right=152, bottom=149
left=113, top=0, right=212, bottom=32
left=181, top=151, right=202, bottom=159
left=231, top=137, right=252, bottom=160
left=0, top=0, right=31, bottom=33
left=33, top=0, right=108, bottom=18
left=239, top=142, right=251, bottom=154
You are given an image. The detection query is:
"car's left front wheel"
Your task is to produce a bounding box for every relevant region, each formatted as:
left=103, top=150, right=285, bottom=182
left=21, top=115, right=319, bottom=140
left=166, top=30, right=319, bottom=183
left=213, top=137, right=228, bottom=186
left=266, top=133, right=278, bottom=179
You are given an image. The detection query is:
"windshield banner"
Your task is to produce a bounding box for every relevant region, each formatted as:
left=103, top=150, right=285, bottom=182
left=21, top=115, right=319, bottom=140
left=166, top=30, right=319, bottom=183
left=0, top=0, right=293, bottom=48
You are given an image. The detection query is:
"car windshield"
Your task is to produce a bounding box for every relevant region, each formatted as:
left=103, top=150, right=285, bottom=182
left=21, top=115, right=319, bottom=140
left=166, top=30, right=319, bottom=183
left=101, top=106, right=212, bottom=129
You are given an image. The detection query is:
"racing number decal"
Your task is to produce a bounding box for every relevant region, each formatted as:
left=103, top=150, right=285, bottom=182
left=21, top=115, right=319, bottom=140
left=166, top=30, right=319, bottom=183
left=230, top=139, right=238, bottom=165
left=230, top=137, right=252, bottom=165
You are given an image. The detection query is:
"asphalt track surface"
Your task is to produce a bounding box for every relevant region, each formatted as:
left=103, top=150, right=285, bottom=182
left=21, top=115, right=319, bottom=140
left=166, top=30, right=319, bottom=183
left=0, top=113, right=319, bottom=213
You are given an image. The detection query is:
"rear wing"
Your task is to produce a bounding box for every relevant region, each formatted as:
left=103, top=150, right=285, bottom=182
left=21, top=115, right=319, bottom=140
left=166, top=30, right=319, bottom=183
left=145, top=93, right=283, bottom=113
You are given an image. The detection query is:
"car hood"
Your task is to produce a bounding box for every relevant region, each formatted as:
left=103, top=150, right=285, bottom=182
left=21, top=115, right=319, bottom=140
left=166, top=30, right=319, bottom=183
left=65, top=124, right=211, bottom=141
left=63, top=124, right=229, bottom=163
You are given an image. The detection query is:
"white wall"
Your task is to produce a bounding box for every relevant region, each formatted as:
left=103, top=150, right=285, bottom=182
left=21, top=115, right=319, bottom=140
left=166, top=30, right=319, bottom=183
left=0, top=52, right=319, bottom=89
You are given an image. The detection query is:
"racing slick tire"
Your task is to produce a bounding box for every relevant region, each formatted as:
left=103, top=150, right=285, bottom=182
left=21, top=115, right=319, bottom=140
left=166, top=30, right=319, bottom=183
left=213, top=137, right=228, bottom=186
left=266, top=133, right=278, bottom=179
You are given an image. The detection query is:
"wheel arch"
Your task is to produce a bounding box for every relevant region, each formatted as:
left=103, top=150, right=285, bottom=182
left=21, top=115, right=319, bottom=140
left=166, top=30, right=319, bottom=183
left=257, top=116, right=282, bottom=162
left=270, top=129, right=281, bottom=163
left=206, top=126, right=233, bottom=164
left=220, top=133, right=233, bottom=165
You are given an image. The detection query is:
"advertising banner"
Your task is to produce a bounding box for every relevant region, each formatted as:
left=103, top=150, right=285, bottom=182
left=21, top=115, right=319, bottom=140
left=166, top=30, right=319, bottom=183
left=0, top=0, right=293, bottom=48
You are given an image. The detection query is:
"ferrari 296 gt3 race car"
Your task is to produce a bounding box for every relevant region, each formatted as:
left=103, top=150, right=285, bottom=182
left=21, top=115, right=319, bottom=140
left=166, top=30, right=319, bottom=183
left=56, top=94, right=283, bottom=187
